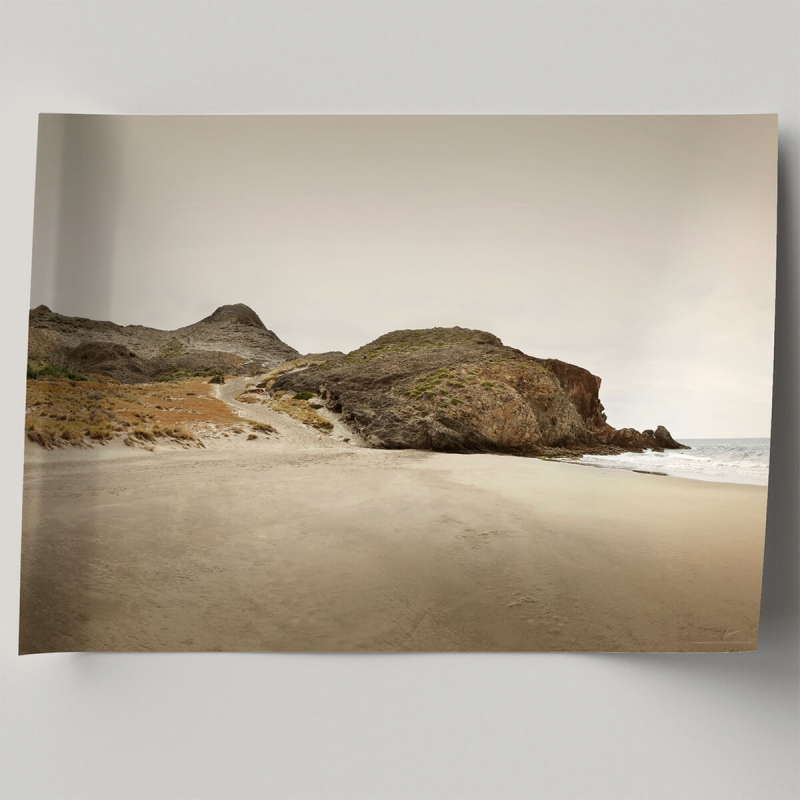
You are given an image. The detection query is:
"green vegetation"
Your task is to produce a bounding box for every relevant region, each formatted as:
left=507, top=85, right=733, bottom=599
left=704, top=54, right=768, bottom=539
left=270, top=393, right=333, bottom=432
left=292, top=391, right=315, bottom=401
left=155, top=368, right=222, bottom=383
left=351, top=326, right=498, bottom=358
left=256, top=356, right=328, bottom=388
left=158, top=338, right=186, bottom=358
left=26, top=361, right=88, bottom=382
left=408, top=368, right=471, bottom=402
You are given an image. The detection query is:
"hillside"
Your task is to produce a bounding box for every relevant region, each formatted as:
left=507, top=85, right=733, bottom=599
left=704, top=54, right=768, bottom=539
left=27, top=303, right=299, bottom=382
left=255, top=326, right=688, bottom=457
left=26, top=307, right=688, bottom=456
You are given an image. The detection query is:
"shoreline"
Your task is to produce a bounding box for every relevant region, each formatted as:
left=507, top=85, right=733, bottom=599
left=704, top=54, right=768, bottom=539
left=558, top=455, right=767, bottom=486
left=23, top=374, right=768, bottom=486
left=19, top=437, right=768, bottom=653
left=21, top=436, right=769, bottom=488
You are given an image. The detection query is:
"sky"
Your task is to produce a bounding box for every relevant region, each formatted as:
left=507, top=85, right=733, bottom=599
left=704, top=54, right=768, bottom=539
left=29, top=114, right=777, bottom=438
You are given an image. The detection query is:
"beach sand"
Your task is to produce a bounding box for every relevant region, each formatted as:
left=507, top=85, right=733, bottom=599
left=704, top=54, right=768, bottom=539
left=18, top=433, right=767, bottom=653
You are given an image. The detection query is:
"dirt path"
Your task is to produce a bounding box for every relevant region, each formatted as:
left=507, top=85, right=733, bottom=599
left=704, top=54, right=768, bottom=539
left=212, top=376, right=362, bottom=449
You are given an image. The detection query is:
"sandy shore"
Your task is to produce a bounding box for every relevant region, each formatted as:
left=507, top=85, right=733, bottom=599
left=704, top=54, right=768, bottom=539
left=18, top=425, right=767, bottom=653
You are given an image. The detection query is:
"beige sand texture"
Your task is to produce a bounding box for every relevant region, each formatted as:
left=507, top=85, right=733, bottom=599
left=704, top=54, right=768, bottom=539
left=18, top=429, right=767, bottom=654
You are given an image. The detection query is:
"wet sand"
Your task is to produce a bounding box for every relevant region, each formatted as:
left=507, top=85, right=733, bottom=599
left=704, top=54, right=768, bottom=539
left=18, top=436, right=768, bottom=654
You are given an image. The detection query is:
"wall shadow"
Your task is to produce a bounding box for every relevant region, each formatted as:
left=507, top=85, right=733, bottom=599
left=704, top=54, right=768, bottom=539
left=604, top=131, right=799, bottom=767
left=19, top=115, right=123, bottom=653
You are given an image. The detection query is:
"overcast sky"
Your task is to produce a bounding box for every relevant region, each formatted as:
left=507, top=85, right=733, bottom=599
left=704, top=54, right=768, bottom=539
left=29, top=114, right=777, bottom=438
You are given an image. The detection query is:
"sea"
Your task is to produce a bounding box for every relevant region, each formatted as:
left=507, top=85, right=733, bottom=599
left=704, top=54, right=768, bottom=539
left=574, top=438, right=771, bottom=486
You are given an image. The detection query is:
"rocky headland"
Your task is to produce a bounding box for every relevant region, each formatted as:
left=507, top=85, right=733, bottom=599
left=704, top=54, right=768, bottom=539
left=256, top=325, right=688, bottom=457
left=26, top=304, right=688, bottom=456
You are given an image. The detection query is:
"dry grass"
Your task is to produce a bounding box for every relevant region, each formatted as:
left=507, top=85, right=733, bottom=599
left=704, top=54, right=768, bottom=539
left=249, top=421, right=276, bottom=434
left=234, top=389, right=268, bottom=404
left=25, top=377, right=254, bottom=449
left=270, top=392, right=333, bottom=432
left=256, top=356, right=328, bottom=389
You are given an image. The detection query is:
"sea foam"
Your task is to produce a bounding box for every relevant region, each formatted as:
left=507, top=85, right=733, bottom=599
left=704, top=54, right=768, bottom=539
left=576, top=438, right=770, bottom=485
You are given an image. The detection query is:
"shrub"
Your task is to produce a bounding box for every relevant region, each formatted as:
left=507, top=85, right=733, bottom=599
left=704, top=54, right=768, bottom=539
left=158, top=339, right=186, bottom=358
left=249, top=421, right=276, bottom=434
left=292, top=391, right=315, bottom=401
left=270, top=396, right=333, bottom=432
left=155, top=368, right=224, bottom=382
left=27, top=361, right=88, bottom=382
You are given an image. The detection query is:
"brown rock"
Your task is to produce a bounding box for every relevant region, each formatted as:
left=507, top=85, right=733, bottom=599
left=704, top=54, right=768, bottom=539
left=269, top=327, right=671, bottom=458
left=653, top=424, right=690, bottom=450
left=543, top=359, right=609, bottom=432
left=26, top=303, right=299, bottom=383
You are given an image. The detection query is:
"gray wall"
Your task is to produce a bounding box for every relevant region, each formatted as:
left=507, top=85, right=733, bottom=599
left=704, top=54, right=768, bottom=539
left=2, top=2, right=798, bottom=799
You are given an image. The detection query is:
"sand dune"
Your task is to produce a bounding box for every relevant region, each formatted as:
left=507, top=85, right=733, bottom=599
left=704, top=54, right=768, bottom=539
left=19, top=428, right=766, bottom=653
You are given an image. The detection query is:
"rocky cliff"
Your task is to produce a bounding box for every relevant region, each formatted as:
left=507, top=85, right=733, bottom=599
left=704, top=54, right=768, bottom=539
left=263, top=326, right=688, bottom=457
left=27, top=306, right=688, bottom=457
left=27, top=303, right=299, bottom=383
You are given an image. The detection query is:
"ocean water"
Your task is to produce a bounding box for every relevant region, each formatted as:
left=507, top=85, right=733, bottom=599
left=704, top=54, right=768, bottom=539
left=574, top=438, right=770, bottom=486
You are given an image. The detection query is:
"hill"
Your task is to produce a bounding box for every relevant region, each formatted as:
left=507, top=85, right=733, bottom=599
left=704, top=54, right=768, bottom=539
left=27, top=303, right=299, bottom=383
left=257, top=326, right=688, bottom=456
left=26, top=308, right=687, bottom=456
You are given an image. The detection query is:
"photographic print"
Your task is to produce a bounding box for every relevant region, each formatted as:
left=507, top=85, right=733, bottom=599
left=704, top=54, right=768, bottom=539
left=19, top=114, right=777, bottom=653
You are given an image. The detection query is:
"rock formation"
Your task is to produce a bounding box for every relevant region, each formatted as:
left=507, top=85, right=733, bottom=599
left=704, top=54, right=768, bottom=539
left=27, top=303, right=299, bottom=383
left=27, top=306, right=688, bottom=457
left=264, top=326, right=688, bottom=457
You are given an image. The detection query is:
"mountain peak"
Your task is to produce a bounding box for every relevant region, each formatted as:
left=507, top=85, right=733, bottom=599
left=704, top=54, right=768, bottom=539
left=201, top=304, right=266, bottom=330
